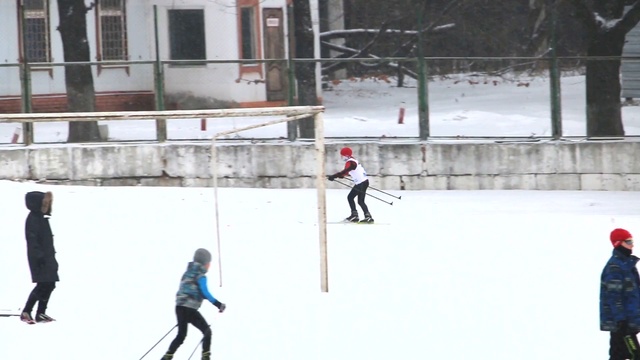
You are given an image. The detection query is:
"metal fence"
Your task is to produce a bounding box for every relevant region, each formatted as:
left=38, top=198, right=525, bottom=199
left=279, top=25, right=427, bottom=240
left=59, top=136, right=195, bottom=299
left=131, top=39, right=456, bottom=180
left=2, top=55, right=640, bottom=145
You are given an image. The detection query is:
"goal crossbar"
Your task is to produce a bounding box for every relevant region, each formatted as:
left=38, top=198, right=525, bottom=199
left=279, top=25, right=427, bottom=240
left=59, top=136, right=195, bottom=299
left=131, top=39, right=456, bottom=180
left=0, top=106, right=326, bottom=123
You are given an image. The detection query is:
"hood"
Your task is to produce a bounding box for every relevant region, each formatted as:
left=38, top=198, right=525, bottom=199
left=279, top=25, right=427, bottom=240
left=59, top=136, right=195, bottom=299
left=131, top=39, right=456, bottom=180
left=25, top=191, right=53, bottom=215
left=187, top=261, right=208, bottom=275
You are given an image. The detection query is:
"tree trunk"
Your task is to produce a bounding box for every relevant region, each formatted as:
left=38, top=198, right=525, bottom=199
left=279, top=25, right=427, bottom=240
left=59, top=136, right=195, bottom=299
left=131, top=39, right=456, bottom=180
left=293, top=0, right=318, bottom=139
left=585, top=29, right=626, bottom=137
left=57, top=0, right=100, bottom=142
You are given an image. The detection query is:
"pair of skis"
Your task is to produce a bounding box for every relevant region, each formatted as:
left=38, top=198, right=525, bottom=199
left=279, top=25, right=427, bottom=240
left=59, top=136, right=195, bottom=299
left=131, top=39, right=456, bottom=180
left=0, top=309, right=55, bottom=324
left=328, top=220, right=389, bottom=225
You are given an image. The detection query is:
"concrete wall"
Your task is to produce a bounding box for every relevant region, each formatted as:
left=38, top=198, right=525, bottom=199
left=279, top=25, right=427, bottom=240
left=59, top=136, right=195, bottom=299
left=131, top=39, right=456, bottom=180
left=2, top=140, right=640, bottom=190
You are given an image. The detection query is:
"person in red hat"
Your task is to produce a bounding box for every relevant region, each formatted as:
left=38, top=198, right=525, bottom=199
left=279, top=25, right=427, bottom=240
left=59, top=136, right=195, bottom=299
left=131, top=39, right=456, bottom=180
left=600, top=228, right=640, bottom=360
left=327, top=147, right=374, bottom=223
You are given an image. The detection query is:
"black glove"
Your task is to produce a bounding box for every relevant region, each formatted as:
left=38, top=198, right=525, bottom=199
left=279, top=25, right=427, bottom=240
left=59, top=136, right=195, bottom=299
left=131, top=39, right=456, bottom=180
left=327, top=174, right=336, bottom=181
left=214, top=300, right=226, bottom=313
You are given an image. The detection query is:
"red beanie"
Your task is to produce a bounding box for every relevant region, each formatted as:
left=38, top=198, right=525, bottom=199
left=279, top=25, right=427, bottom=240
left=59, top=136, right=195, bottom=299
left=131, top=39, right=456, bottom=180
left=610, top=228, right=633, bottom=247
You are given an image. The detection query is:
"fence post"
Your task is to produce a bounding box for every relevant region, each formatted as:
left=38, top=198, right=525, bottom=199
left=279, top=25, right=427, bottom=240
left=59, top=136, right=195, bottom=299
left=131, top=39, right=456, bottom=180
left=153, top=5, right=167, bottom=142
left=416, top=9, right=430, bottom=140
left=19, top=2, right=33, bottom=146
left=549, top=2, right=562, bottom=140
left=286, top=3, right=298, bottom=141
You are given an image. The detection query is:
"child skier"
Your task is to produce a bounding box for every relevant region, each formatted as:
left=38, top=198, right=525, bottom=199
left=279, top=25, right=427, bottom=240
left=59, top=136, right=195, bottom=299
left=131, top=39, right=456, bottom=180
left=161, top=248, right=226, bottom=360
left=327, top=147, right=374, bottom=223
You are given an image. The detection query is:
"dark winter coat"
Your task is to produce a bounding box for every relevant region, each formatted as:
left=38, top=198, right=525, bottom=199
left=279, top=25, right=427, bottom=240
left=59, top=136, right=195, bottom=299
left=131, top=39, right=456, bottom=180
left=25, top=191, right=59, bottom=283
left=600, top=248, right=640, bottom=331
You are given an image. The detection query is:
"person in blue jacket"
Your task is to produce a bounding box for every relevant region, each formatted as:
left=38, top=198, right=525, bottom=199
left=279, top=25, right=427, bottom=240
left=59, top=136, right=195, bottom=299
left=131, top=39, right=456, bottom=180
left=600, top=228, right=640, bottom=360
left=161, top=249, right=226, bottom=360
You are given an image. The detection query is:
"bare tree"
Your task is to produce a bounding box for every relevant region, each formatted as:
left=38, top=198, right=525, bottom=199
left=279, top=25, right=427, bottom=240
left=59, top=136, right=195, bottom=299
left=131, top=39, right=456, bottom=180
left=568, top=0, right=640, bottom=136
left=293, top=0, right=319, bottom=139
left=57, top=0, right=100, bottom=142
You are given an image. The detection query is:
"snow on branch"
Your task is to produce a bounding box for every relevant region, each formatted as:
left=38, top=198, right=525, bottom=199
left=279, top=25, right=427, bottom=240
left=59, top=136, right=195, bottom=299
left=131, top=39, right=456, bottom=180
left=594, top=13, right=622, bottom=30
left=320, top=24, right=455, bottom=40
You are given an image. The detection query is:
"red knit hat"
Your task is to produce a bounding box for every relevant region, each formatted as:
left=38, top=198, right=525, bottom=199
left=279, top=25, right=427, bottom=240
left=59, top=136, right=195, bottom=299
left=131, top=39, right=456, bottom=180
left=610, top=228, right=633, bottom=247
left=340, top=147, right=353, bottom=157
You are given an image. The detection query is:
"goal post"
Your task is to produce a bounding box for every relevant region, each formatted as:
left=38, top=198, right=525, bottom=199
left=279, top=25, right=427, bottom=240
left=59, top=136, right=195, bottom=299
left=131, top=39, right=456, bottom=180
left=209, top=106, right=329, bottom=292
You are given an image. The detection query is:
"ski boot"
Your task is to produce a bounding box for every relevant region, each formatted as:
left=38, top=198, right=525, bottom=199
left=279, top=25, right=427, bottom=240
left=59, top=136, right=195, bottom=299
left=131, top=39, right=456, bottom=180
left=359, top=213, right=374, bottom=224
left=202, top=351, right=211, bottom=360
left=20, top=312, right=35, bottom=324
left=160, top=353, right=174, bottom=360
left=344, top=212, right=359, bottom=222
left=36, top=313, right=55, bottom=323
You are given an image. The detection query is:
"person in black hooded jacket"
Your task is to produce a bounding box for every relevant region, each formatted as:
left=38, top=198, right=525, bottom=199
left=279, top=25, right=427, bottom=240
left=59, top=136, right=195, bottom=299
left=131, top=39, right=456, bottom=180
left=20, top=191, right=58, bottom=324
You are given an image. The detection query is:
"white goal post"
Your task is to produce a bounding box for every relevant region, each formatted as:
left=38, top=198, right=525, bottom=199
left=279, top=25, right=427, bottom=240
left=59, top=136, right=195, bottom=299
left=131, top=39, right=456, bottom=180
left=208, top=106, right=329, bottom=293
left=0, top=105, right=329, bottom=293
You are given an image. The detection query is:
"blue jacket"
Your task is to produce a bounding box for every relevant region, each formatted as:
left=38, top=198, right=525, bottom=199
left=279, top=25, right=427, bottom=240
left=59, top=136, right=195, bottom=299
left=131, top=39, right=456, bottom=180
left=175, top=262, right=218, bottom=310
left=600, top=248, right=640, bottom=331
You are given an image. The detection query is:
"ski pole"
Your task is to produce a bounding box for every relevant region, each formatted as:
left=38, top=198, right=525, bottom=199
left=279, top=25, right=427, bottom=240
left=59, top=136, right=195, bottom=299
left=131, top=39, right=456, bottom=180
left=138, top=325, right=177, bottom=360
left=345, top=177, right=402, bottom=199
left=368, top=185, right=402, bottom=200
left=333, top=179, right=393, bottom=205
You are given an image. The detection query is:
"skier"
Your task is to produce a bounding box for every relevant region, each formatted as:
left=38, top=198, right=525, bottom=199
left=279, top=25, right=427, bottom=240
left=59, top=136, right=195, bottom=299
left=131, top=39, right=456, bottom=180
left=21, top=191, right=58, bottom=324
left=327, top=147, right=374, bottom=223
left=161, top=248, right=226, bottom=360
left=600, top=228, right=640, bottom=360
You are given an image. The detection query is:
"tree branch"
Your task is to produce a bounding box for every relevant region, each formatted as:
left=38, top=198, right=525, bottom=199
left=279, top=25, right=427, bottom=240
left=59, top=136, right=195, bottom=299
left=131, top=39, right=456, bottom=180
left=321, top=41, right=418, bottom=79
left=618, top=0, right=640, bottom=34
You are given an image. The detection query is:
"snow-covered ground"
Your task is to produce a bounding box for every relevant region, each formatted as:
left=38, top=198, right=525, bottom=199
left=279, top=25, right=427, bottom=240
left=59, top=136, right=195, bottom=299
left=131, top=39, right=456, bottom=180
left=3, top=74, right=640, bottom=143
left=1, top=180, right=639, bottom=359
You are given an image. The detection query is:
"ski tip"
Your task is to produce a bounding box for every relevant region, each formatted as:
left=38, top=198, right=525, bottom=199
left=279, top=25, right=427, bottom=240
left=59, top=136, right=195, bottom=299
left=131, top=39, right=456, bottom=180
left=398, top=196, right=402, bottom=200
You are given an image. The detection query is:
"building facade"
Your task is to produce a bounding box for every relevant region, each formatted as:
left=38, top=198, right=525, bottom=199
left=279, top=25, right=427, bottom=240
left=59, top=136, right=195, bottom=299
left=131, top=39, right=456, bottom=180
left=0, top=0, right=323, bottom=113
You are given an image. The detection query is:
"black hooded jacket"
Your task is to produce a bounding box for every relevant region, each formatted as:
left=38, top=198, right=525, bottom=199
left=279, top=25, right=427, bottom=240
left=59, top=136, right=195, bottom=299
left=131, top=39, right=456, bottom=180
left=25, top=191, right=59, bottom=283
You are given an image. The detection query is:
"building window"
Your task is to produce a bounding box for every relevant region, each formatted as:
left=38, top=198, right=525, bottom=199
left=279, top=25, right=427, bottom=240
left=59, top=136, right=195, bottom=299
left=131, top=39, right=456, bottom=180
left=237, top=0, right=261, bottom=74
left=96, top=0, right=128, bottom=61
left=20, top=0, right=51, bottom=63
left=168, top=9, right=206, bottom=64
left=240, top=7, right=256, bottom=62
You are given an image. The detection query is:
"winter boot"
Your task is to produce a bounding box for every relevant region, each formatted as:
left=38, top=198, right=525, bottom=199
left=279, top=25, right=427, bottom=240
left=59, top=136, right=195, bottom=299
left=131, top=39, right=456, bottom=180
left=20, top=312, right=35, bottom=324
left=35, top=313, right=55, bottom=323
left=344, top=212, right=359, bottom=222
left=160, top=353, right=174, bottom=360
left=202, top=351, right=211, bottom=360
left=359, top=213, right=374, bottom=223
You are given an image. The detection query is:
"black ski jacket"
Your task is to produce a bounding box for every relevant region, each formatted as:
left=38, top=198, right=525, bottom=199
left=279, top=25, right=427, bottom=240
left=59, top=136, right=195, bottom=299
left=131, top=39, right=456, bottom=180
left=25, top=191, right=59, bottom=283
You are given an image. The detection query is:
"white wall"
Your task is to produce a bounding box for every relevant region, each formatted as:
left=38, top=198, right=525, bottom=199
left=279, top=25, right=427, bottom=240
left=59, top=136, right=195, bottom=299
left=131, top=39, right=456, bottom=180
left=0, top=1, right=23, bottom=97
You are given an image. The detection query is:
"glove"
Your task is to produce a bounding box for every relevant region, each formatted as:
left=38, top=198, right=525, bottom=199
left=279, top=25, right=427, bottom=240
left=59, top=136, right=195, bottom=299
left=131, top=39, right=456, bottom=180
left=214, top=300, right=226, bottom=313
left=327, top=175, right=336, bottom=181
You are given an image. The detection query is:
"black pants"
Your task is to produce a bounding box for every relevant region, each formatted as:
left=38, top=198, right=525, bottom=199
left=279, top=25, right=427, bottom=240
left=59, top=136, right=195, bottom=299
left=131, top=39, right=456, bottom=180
left=610, top=330, right=640, bottom=360
left=348, top=180, right=370, bottom=215
left=167, top=306, right=211, bottom=355
left=24, top=282, right=56, bottom=315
